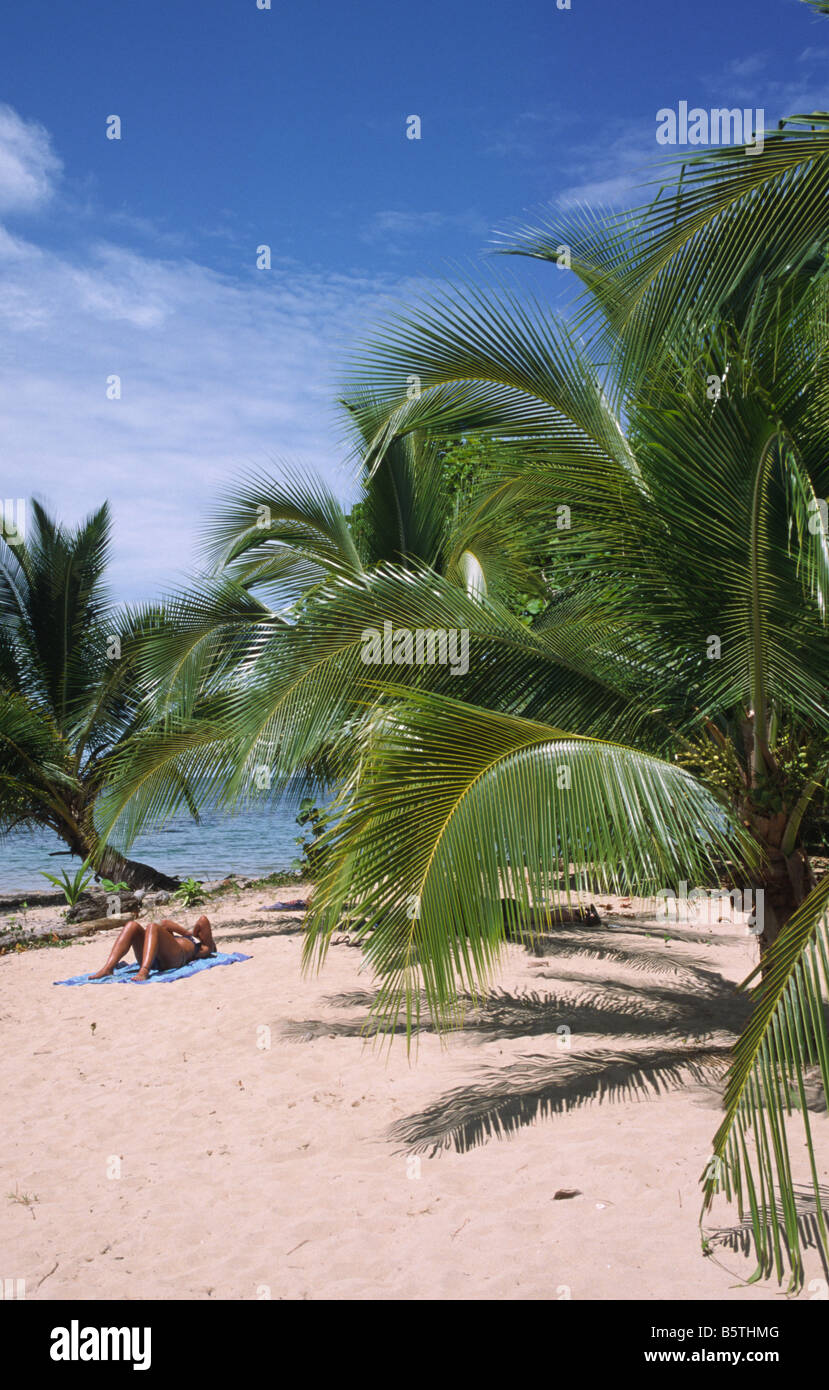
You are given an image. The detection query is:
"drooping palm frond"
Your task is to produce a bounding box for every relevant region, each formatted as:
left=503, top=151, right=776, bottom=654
left=201, top=465, right=363, bottom=593
left=0, top=500, right=118, bottom=731
left=98, top=560, right=673, bottom=849
left=344, top=281, right=635, bottom=476
left=0, top=686, right=76, bottom=833
left=304, top=687, right=757, bottom=1038
left=702, top=875, right=829, bottom=1291
left=497, top=117, right=829, bottom=395
left=330, top=124, right=829, bottom=1291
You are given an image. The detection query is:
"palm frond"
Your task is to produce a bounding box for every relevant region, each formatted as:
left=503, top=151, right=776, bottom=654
left=702, top=875, right=829, bottom=1291
left=304, top=688, right=757, bottom=1038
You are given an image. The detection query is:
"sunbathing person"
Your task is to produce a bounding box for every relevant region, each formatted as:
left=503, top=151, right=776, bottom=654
left=89, top=915, right=217, bottom=982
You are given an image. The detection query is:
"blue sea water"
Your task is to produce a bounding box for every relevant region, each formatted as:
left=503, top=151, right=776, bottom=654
left=0, top=800, right=305, bottom=895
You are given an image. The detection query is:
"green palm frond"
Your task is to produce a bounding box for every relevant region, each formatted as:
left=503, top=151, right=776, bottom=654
left=201, top=465, right=363, bottom=583
left=497, top=118, right=829, bottom=391
left=98, top=562, right=666, bottom=845
left=345, top=281, right=635, bottom=476
left=702, top=875, right=829, bottom=1291
left=304, top=688, right=756, bottom=1038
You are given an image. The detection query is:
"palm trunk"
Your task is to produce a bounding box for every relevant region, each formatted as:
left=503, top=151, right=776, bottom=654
left=59, top=819, right=180, bottom=892
left=92, top=843, right=181, bottom=893
left=747, top=809, right=815, bottom=958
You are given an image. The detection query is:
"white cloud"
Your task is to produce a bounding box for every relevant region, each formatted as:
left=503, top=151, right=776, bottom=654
left=0, top=228, right=414, bottom=602
left=727, top=54, right=768, bottom=79
left=555, top=123, right=659, bottom=209
left=361, top=207, right=489, bottom=250
left=0, top=104, right=61, bottom=213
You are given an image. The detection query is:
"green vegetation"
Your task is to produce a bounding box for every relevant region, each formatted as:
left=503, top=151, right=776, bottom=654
left=171, top=877, right=206, bottom=908
left=0, top=502, right=178, bottom=891
left=294, top=798, right=332, bottom=877
left=40, top=859, right=95, bottom=907
left=14, top=113, right=827, bottom=1291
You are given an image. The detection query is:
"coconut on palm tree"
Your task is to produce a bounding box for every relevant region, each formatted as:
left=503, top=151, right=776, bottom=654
left=98, top=118, right=829, bottom=1288
left=310, top=115, right=829, bottom=1287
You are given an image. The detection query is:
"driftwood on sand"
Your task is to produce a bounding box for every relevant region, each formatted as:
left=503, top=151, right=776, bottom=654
left=0, top=914, right=136, bottom=954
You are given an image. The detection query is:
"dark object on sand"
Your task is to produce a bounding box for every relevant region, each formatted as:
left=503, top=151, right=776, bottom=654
left=553, top=1189, right=583, bottom=1200
left=261, top=900, right=308, bottom=912
left=67, top=892, right=144, bottom=923
left=501, top=900, right=601, bottom=939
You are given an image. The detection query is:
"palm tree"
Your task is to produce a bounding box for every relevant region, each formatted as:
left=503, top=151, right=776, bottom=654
left=100, top=119, right=829, bottom=1288
left=95, top=425, right=535, bottom=839
left=298, top=117, right=829, bottom=1287
left=0, top=500, right=178, bottom=890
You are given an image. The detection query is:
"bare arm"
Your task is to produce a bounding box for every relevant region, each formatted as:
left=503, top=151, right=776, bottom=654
left=157, top=919, right=200, bottom=942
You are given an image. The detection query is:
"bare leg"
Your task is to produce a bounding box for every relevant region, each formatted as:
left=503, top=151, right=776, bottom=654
left=132, top=921, right=196, bottom=981
left=132, top=921, right=161, bottom=982
left=89, top=921, right=146, bottom=978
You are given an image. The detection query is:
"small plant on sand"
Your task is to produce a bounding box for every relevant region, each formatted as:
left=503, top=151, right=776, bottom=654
left=98, top=876, right=129, bottom=893
left=7, top=1186, right=38, bottom=1218
left=172, top=877, right=205, bottom=907
left=40, top=859, right=95, bottom=906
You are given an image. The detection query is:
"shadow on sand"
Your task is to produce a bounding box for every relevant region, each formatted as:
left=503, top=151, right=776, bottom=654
left=279, top=929, right=757, bottom=1153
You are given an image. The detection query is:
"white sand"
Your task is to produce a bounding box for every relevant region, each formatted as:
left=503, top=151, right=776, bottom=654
left=1, top=886, right=826, bottom=1301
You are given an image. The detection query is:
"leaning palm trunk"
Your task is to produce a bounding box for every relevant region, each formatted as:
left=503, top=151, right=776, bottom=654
left=59, top=815, right=180, bottom=892
left=0, top=499, right=184, bottom=897
left=88, top=842, right=180, bottom=893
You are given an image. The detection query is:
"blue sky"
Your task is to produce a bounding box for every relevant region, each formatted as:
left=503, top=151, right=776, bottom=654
left=0, top=0, right=825, bottom=599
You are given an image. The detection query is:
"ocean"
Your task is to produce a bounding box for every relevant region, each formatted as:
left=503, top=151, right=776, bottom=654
left=0, top=800, right=305, bottom=895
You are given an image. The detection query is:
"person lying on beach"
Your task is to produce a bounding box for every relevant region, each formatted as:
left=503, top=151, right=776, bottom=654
left=89, top=916, right=217, bottom=982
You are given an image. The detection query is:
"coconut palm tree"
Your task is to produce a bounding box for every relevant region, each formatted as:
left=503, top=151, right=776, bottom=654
left=95, top=423, right=538, bottom=843
left=100, top=118, right=829, bottom=1288
left=298, top=117, right=829, bottom=1288
left=0, top=499, right=179, bottom=889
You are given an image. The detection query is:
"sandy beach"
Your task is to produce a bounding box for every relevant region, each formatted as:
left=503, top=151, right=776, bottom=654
left=2, top=883, right=825, bottom=1302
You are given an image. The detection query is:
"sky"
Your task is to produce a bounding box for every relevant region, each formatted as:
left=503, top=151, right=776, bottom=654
left=0, top=0, right=826, bottom=601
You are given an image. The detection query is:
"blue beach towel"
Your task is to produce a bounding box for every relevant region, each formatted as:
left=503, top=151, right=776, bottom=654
left=53, top=951, right=251, bottom=986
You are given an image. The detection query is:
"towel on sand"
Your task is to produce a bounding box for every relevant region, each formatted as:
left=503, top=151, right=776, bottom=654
left=53, top=952, right=251, bottom=986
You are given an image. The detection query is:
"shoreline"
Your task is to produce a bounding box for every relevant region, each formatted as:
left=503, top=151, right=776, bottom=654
left=2, top=877, right=826, bottom=1300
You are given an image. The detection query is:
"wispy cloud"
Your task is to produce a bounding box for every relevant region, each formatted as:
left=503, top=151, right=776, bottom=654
left=727, top=53, right=768, bottom=79
left=702, top=48, right=827, bottom=117
left=482, top=106, right=571, bottom=163
left=0, top=108, right=413, bottom=603
left=483, top=107, right=665, bottom=210
left=0, top=104, right=61, bottom=213
left=361, top=207, right=489, bottom=251
left=554, top=121, right=665, bottom=209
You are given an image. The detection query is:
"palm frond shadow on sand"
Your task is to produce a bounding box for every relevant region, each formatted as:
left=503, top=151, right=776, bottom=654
left=388, top=1045, right=732, bottom=1156
left=705, top=1185, right=829, bottom=1281
left=523, top=923, right=736, bottom=978
left=280, top=936, right=761, bottom=1154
